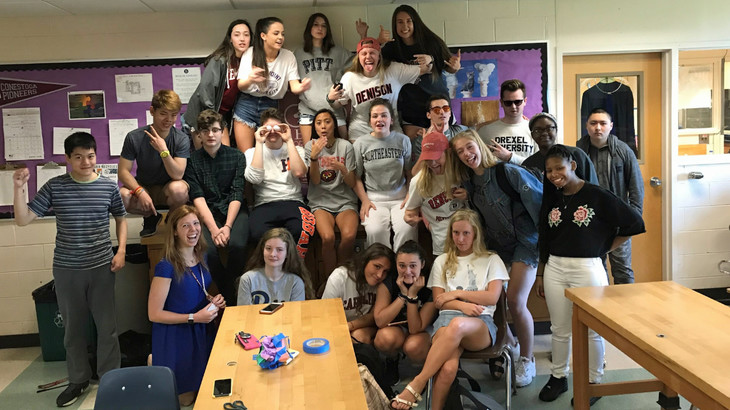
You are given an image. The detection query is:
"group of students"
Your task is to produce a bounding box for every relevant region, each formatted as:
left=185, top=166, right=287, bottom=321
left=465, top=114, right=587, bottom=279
left=10, top=5, right=647, bottom=409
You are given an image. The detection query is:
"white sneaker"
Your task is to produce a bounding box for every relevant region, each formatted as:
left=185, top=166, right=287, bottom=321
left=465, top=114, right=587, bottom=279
left=515, top=356, right=536, bottom=387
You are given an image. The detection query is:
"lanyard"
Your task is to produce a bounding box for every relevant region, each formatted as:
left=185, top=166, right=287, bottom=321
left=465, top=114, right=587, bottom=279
left=188, top=264, right=212, bottom=301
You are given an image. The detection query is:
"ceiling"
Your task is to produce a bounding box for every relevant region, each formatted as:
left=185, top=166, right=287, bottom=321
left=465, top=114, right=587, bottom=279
left=0, top=0, right=420, bottom=17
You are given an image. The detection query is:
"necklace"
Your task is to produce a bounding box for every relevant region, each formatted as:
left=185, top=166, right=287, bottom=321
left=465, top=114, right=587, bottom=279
left=187, top=263, right=212, bottom=302
left=560, top=180, right=584, bottom=209
left=561, top=192, right=575, bottom=210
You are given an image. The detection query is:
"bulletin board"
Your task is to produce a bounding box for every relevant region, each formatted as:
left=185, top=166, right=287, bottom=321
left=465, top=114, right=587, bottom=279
left=0, top=58, right=204, bottom=214
left=446, top=42, right=548, bottom=127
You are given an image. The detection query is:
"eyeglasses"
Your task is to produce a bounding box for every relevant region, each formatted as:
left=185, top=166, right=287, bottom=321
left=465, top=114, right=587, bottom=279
left=502, top=99, right=524, bottom=107
left=531, top=126, right=557, bottom=135
left=429, top=105, right=451, bottom=114
left=199, top=127, right=223, bottom=135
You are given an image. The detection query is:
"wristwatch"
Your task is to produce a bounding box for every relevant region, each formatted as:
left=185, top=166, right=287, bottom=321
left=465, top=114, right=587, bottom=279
left=160, top=150, right=170, bottom=158
left=188, top=313, right=194, bottom=324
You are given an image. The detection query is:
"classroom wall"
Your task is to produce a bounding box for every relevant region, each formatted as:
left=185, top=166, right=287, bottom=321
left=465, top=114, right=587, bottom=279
left=1, top=0, right=729, bottom=336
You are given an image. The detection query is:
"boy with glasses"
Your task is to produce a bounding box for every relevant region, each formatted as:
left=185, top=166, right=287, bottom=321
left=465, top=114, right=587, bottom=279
left=184, top=109, right=248, bottom=304
left=477, top=79, right=535, bottom=164
left=412, top=94, right=467, bottom=170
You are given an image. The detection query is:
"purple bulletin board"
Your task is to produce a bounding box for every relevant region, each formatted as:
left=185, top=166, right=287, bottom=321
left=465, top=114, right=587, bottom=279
left=446, top=42, right=548, bottom=124
left=0, top=58, right=203, bottom=214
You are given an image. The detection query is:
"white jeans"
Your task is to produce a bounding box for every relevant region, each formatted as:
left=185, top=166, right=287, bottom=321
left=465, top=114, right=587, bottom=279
left=543, top=255, right=608, bottom=382
left=362, top=198, right=417, bottom=250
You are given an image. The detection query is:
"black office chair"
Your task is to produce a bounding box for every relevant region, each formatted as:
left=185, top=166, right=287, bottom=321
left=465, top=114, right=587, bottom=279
left=94, top=366, right=180, bottom=410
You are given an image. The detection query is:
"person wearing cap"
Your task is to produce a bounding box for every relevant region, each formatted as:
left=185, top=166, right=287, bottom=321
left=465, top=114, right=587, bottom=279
left=523, top=112, right=598, bottom=184
left=477, top=79, right=535, bottom=165
left=326, top=36, right=431, bottom=141
left=411, top=93, right=469, bottom=173
left=404, top=131, right=467, bottom=256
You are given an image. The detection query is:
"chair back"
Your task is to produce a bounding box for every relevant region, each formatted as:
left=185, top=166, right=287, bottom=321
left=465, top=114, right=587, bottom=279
left=94, top=366, right=180, bottom=410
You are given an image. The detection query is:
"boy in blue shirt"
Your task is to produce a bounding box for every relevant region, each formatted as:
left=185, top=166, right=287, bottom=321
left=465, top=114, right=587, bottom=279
left=13, top=132, right=127, bottom=407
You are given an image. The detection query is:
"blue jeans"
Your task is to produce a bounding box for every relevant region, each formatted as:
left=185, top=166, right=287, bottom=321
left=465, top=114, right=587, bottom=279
left=232, top=94, right=277, bottom=129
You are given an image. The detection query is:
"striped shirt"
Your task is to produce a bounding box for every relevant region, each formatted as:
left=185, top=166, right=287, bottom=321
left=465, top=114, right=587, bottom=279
left=28, top=174, right=126, bottom=269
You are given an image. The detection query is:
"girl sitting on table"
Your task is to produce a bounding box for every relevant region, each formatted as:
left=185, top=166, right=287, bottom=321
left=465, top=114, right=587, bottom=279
left=391, top=209, right=509, bottom=410
left=322, top=243, right=395, bottom=344
left=536, top=145, right=645, bottom=404
left=304, top=108, right=359, bottom=278
left=237, top=228, right=314, bottom=305
left=148, top=205, right=226, bottom=407
left=373, top=241, right=437, bottom=385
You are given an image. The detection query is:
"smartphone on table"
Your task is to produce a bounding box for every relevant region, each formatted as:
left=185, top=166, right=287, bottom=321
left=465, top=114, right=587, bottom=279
left=259, top=302, right=283, bottom=314
left=213, top=378, right=232, bottom=397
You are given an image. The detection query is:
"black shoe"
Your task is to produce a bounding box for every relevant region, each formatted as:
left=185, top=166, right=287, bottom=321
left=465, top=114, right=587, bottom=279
left=571, top=395, right=602, bottom=407
left=56, top=381, right=89, bottom=407
left=539, top=375, right=568, bottom=402
left=384, top=356, right=400, bottom=386
left=139, top=213, right=163, bottom=237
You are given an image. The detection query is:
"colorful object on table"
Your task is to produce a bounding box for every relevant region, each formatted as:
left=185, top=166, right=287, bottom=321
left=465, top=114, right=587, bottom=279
left=252, top=333, right=296, bottom=370
left=303, top=338, right=331, bottom=354
left=235, top=331, right=261, bottom=350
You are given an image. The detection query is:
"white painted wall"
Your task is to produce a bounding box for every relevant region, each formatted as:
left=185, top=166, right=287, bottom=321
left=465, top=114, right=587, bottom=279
left=1, top=0, right=729, bottom=336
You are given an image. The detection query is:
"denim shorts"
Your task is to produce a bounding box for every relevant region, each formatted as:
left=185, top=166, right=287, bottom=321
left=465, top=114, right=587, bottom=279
left=233, top=94, right=278, bottom=129
left=430, top=310, right=497, bottom=346
left=494, top=242, right=539, bottom=269
left=299, top=112, right=347, bottom=127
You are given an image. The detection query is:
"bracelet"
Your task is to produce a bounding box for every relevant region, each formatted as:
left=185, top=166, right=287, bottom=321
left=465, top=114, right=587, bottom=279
left=399, top=293, right=418, bottom=304
left=132, top=186, right=144, bottom=197
left=536, top=275, right=543, bottom=277
left=326, top=95, right=335, bottom=104
left=224, top=224, right=232, bottom=230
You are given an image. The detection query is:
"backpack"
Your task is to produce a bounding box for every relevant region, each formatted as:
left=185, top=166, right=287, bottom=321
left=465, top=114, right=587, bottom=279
left=352, top=343, right=394, bottom=399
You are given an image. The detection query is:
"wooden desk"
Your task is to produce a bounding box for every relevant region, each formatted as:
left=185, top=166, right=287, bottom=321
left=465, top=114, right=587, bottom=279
left=195, top=299, right=367, bottom=410
left=566, top=281, right=730, bottom=410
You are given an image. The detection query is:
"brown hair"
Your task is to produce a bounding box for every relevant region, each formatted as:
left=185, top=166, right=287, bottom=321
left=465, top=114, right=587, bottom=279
left=245, top=228, right=314, bottom=299
left=151, top=89, right=182, bottom=113
left=163, top=205, right=208, bottom=282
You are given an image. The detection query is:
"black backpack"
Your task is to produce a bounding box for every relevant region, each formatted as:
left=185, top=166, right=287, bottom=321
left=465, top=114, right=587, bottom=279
left=352, top=343, right=394, bottom=399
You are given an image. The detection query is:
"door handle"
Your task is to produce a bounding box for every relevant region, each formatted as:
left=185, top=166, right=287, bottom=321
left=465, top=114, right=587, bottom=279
left=649, top=177, right=662, bottom=187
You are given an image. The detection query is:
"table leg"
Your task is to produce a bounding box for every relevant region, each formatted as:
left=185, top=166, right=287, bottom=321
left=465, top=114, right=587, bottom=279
left=572, top=306, right=590, bottom=410
left=658, top=386, right=681, bottom=410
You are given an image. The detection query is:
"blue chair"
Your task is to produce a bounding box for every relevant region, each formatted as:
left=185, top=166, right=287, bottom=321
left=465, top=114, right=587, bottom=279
left=94, top=366, right=180, bottom=410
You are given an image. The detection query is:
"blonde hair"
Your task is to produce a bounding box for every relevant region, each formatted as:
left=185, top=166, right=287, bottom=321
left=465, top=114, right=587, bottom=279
left=444, top=129, right=499, bottom=198
left=346, top=49, right=391, bottom=83
left=442, top=209, right=492, bottom=277
left=163, top=205, right=209, bottom=282
left=245, top=228, right=315, bottom=299
left=416, top=151, right=446, bottom=198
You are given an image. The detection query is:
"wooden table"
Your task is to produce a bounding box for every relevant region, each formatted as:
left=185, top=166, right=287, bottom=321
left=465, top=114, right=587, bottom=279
left=194, top=298, right=367, bottom=410
left=566, top=281, right=730, bottom=410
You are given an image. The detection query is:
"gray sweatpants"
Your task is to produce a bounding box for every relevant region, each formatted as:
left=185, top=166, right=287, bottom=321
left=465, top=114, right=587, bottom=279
left=54, top=264, right=120, bottom=384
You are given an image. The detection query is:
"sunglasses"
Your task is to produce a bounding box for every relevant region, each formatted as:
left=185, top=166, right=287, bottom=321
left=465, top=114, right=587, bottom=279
left=502, top=99, right=524, bottom=107
left=429, top=105, right=451, bottom=115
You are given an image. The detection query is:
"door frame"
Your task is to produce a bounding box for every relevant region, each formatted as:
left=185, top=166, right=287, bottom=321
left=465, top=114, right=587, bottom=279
left=555, top=48, right=674, bottom=281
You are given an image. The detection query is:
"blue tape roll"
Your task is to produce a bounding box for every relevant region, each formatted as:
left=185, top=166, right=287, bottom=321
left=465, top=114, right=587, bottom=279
left=303, top=338, right=330, bottom=354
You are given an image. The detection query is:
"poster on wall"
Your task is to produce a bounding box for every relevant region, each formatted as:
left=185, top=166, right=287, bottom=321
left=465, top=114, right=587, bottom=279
left=115, top=73, right=153, bottom=103
left=446, top=42, right=548, bottom=127
left=68, top=91, right=106, bottom=120
left=172, top=67, right=201, bottom=102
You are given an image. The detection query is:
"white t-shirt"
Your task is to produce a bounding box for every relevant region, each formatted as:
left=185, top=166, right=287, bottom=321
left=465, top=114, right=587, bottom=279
left=244, top=144, right=308, bottom=207
left=427, top=252, right=509, bottom=318
left=477, top=119, right=535, bottom=165
left=321, top=266, right=377, bottom=322
left=405, top=172, right=467, bottom=255
left=237, top=47, right=299, bottom=100
left=340, top=62, right=420, bottom=139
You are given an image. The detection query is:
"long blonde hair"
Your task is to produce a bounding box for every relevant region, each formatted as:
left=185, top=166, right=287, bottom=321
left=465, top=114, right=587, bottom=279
left=444, top=129, right=499, bottom=198
left=416, top=151, right=446, bottom=198
left=442, top=209, right=492, bottom=277
left=245, top=228, right=315, bottom=299
left=164, top=205, right=209, bottom=282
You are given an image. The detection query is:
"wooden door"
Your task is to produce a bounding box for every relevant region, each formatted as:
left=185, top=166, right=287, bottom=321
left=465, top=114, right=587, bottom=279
left=562, top=53, right=663, bottom=283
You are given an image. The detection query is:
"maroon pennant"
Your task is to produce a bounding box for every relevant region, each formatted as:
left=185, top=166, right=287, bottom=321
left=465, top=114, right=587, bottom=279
left=0, top=77, right=74, bottom=107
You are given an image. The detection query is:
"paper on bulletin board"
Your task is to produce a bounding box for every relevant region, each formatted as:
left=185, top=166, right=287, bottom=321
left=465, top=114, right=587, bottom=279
left=95, top=163, right=118, bottom=183
left=2, top=107, right=44, bottom=161
left=108, top=119, right=138, bottom=156
left=0, top=169, right=27, bottom=206
left=53, top=127, right=91, bottom=155
left=36, top=164, right=67, bottom=191
left=172, top=67, right=201, bottom=102
left=115, top=73, right=153, bottom=103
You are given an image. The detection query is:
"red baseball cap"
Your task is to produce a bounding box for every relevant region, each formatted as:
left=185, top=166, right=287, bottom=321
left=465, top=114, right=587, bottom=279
left=419, top=132, right=449, bottom=161
left=357, top=37, right=381, bottom=54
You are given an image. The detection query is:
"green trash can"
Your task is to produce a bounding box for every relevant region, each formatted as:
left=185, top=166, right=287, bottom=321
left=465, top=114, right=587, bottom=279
left=32, top=281, right=97, bottom=362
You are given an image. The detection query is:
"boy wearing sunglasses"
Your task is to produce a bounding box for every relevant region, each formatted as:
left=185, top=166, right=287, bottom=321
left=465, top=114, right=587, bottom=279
left=477, top=79, right=535, bottom=165
left=244, top=108, right=315, bottom=258
left=411, top=94, right=468, bottom=170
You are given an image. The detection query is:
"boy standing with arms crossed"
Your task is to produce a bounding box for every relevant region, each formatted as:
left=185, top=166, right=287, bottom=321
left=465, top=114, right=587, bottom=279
left=13, top=132, right=127, bottom=407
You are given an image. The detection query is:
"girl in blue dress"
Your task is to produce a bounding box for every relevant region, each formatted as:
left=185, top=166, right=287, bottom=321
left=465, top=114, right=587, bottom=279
left=148, top=205, right=226, bottom=406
